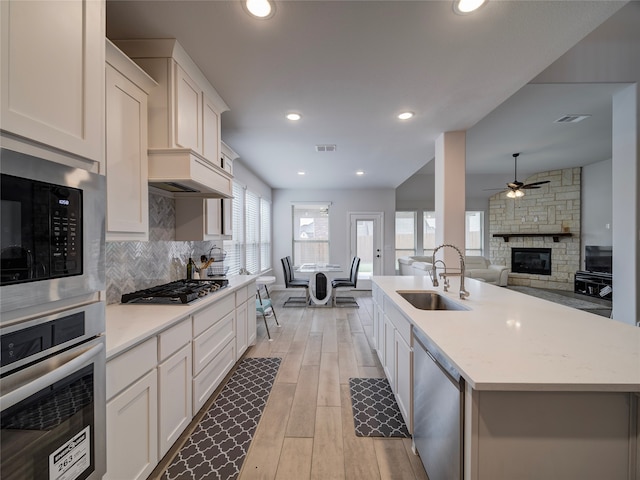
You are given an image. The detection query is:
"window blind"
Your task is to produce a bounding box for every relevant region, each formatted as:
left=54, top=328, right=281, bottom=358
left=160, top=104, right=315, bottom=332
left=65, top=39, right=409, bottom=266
left=260, top=198, right=271, bottom=271
left=245, top=190, right=260, bottom=274
left=223, top=182, right=244, bottom=276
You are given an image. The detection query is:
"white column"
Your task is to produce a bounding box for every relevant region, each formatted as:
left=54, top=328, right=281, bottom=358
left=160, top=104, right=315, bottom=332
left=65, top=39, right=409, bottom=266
left=611, top=84, right=638, bottom=325
left=434, top=131, right=467, bottom=267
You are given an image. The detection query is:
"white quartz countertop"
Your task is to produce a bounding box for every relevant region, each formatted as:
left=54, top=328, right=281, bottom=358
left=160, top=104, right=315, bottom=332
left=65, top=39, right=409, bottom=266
left=105, top=275, right=257, bottom=360
left=374, top=276, right=640, bottom=392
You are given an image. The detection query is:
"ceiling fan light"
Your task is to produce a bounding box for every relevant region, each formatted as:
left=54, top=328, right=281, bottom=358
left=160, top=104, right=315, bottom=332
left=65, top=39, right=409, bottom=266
left=507, top=189, right=524, bottom=199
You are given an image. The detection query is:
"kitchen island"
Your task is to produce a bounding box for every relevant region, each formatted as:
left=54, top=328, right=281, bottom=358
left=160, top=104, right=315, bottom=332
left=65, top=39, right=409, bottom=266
left=372, top=275, right=640, bottom=480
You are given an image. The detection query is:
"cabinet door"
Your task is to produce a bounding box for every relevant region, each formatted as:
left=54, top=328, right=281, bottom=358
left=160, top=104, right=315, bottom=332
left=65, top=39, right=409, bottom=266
left=158, top=343, right=192, bottom=458
left=202, top=93, right=220, bottom=163
left=205, top=199, right=223, bottom=237
left=105, top=64, right=149, bottom=241
left=174, top=63, right=202, bottom=152
left=383, top=316, right=395, bottom=388
left=1, top=0, right=104, bottom=166
left=395, top=330, right=412, bottom=432
left=222, top=198, right=233, bottom=236
left=236, top=299, right=248, bottom=359
left=106, top=369, right=158, bottom=480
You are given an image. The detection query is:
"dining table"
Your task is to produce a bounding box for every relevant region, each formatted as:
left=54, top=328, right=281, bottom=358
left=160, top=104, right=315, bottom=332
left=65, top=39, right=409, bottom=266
left=295, top=263, right=342, bottom=306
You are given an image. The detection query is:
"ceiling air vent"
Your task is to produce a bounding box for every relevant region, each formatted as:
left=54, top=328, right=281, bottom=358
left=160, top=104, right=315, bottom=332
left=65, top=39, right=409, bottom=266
left=315, top=144, right=337, bottom=152
left=554, top=114, right=591, bottom=124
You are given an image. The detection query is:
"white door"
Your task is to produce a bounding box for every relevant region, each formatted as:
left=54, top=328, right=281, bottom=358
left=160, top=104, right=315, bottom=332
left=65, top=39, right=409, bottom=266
left=348, top=212, right=383, bottom=290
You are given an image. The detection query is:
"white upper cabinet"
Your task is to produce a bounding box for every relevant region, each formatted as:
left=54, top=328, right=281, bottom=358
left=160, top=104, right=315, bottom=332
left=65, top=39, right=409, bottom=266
left=1, top=0, right=105, bottom=171
left=203, top=94, right=221, bottom=163
left=113, top=39, right=232, bottom=198
left=105, top=40, right=157, bottom=242
left=175, top=64, right=203, bottom=152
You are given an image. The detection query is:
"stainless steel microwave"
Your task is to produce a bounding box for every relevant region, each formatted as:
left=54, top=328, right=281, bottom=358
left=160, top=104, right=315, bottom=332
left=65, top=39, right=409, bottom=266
left=0, top=149, right=105, bottom=315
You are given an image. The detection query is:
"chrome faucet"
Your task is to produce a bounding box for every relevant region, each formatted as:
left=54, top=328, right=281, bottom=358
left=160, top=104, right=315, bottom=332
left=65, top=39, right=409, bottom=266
left=431, top=244, right=470, bottom=299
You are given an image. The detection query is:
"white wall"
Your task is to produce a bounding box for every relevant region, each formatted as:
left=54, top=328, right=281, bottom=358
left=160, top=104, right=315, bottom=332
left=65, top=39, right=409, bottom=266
left=581, top=158, right=613, bottom=262
left=233, top=158, right=272, bottom=201
left=533, top=2, right=639, bottom=325
left=272, top=188, right=396, bottom=288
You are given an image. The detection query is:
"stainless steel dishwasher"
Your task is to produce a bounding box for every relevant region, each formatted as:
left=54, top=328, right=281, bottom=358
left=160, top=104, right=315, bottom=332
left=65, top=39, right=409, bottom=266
left=412, top=328, right=464, bottom=480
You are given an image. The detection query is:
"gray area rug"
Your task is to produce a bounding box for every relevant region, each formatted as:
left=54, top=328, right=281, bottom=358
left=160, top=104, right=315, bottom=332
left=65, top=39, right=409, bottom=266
left=507, top=286, right=610, bottom=311
left=348, top=377, right=410, bottom=438
left=162, top=357, right=281, bottom=480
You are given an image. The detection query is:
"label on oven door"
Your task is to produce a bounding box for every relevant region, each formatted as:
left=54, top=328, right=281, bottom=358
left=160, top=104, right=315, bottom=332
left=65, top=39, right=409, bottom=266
left=49, top=426, right=91, bottom=480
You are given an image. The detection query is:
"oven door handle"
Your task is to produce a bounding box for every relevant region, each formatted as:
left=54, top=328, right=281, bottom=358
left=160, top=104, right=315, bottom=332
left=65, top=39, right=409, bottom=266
left=0, top=343, right=104, bottom=410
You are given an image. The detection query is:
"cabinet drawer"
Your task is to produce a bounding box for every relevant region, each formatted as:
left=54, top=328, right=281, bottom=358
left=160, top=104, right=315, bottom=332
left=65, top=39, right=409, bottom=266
left=107, top=337, right=157, bottom=401
left=193, top=311, right=235, bottom=375
left=158, top=318, right=191, bottom=362
left=384, top=298, right=412, bottom=345
left=192, top=340, right=236, bottom=413
left=193, top=294, right=235, bottom=337
left=235, top=285, right=249, bottom=306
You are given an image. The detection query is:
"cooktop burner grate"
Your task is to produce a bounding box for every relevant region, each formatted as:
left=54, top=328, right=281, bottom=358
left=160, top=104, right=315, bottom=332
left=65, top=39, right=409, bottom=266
left=121, top=279, right=229, bottom=305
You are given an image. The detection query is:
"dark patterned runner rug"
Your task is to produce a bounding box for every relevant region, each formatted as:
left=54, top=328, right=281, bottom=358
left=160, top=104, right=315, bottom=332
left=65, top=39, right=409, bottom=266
left=162, top=357, right=281, bottom=480
left=348, top=377, right=410, bottom=438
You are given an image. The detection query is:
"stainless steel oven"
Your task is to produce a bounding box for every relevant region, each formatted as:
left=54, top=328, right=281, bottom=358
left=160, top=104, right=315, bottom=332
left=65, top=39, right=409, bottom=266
left=0, top=302, right=106, bottom=480
left=0, top=148, right=105, bottom=315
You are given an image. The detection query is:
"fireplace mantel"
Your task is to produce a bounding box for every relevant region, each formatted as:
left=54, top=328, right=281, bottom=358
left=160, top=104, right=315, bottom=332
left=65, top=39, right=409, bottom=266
left=493, top=232, right=572, bottom=243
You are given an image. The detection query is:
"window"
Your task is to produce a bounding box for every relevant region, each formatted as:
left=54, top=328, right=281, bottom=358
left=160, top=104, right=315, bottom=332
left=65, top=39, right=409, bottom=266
left=245, top=190, right=260, bottom=275
left=423, top=211, right=436, bottom=256
left=395, top=210, right=485, bottom=259
left=465, top=211, right=484, bottom=256
left=292, top=203, right=330, bottom=265
left=223, top=182, right=272, bottom=275
left=260, top=198, right=271, bottom=271
left=395, top=211, right=416, bottom=270
left=224, top=182, right=244, bottom=276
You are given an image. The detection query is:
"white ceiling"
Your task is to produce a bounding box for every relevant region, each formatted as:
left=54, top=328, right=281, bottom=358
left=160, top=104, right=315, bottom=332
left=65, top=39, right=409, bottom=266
left=106, top=0, right=627, bottom=191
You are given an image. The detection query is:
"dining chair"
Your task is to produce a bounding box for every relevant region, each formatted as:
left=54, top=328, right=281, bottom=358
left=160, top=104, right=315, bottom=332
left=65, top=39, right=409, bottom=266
left=256, top=283, right=280, bottom=341
left=281, top=256, right=309, bottom=307
left=331, top=256, right=360, bottom=307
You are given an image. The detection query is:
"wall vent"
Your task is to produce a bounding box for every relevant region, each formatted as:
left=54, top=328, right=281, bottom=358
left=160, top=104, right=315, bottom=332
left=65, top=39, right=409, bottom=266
left=315, top=144, right=337, bottom=152
left=554, top=114, right=591, bottom=124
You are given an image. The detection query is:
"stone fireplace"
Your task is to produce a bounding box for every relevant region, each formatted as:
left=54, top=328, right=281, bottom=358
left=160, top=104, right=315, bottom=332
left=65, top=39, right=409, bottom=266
left=489, top=167, right=581, bottom=291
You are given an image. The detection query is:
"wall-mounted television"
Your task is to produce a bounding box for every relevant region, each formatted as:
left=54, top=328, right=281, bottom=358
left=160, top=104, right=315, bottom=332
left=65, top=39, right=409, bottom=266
left=585, top=245, right=612, bottom=274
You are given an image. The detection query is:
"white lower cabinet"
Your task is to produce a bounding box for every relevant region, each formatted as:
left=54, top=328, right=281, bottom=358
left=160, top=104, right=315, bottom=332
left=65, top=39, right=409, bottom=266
left=193, top=340, right=236, bottom=412
left=395, top=329, right=412, bottom=431
left=106, top=283, right=257, bottom=477
left=158, top=342, right=192, bottom=457
left=236, top=299, right=248, bottom=359
left=377, top=293, right=413, bottom=433
left=383, top=315, right=395, bottom=386
left=106, top=369, right=158, bottom=480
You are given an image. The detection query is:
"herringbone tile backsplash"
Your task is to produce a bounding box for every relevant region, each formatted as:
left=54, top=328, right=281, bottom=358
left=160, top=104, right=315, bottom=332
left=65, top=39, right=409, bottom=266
left=105, top=193, right=219, bottom=304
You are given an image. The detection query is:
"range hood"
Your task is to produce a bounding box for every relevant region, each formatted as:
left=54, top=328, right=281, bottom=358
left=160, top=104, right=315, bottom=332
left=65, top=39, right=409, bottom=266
left=148, top=148, right=233, bottom=198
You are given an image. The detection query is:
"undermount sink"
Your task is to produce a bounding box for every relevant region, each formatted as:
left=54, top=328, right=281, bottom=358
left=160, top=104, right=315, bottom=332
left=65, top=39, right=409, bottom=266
left=397, top=290, right=470, bottom=311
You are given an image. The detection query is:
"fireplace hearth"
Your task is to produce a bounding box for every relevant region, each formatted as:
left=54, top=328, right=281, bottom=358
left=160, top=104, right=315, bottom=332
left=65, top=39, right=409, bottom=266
left=511, top=248, right=552, bottom=275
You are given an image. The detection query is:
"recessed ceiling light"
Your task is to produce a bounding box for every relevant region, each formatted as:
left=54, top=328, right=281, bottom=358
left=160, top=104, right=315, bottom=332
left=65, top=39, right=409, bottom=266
left=398, top=111, right=414, bottom=120
left=453, top=0, right=487, bottom=15
left=356, top=170, right=365, bottom=176
left=297, top=171, right=306, bottom=176
left=286, top=113, right=301, bottom=121
left=245, top=0, right=274, bottom=18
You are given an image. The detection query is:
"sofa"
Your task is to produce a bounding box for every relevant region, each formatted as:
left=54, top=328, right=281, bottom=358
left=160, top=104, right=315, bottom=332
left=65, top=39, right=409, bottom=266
left=398, top=255, right=509, bottom=286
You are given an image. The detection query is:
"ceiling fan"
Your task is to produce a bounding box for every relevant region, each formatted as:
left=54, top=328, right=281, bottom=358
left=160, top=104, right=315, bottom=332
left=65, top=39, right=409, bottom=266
left=488, top=153, right=550, bottom=198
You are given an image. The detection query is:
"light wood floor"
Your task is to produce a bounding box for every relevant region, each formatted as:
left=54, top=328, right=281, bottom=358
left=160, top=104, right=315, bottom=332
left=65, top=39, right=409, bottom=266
left=238, top=290, right=429, bottom=480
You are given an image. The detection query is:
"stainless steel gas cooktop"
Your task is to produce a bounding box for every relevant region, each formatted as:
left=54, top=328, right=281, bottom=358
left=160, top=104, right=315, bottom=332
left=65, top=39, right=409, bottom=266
left=121, top=279, right=229, bottom=305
